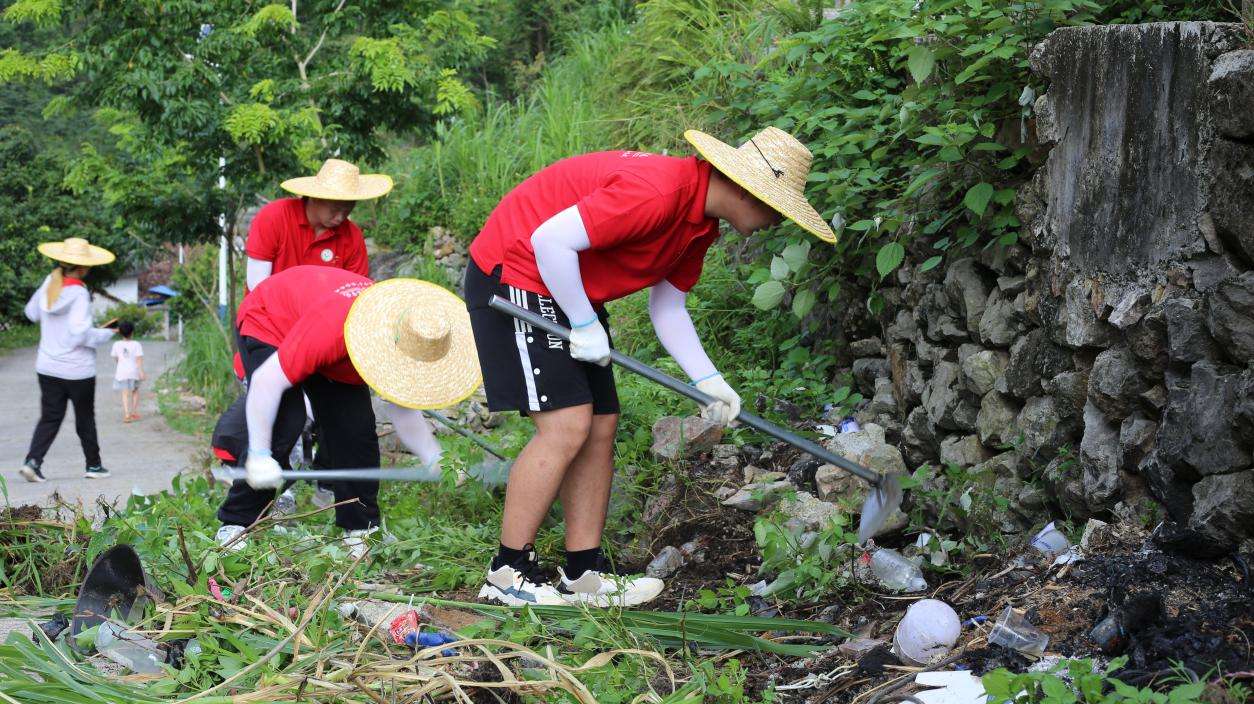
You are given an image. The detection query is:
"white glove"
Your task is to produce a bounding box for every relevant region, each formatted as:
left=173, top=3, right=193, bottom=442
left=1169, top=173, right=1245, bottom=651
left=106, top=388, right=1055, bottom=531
left=245, top=450, right=283, bottom=490
left=569, top=318, right=611, bottom=366
left=695, top=374, right=741, bottom=426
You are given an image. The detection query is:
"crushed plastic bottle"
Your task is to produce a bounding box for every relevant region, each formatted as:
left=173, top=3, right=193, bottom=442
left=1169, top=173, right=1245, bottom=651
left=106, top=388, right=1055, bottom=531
left=95, top=622, right=166, bottom=674
left=870, top=548, right=927, bottom=592
left=838, top=417, right=861, bottom=434
left=988, top=606, right=1049, bottom=657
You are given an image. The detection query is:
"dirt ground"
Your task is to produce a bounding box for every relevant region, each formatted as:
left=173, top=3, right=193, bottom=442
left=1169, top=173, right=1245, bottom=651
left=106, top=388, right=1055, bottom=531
left=614, top=446, right=1253, bottom=703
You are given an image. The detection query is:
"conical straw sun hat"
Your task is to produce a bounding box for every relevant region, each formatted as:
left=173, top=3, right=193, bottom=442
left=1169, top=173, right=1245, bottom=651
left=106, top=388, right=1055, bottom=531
left=684, top=126, right=837, bottom=244
left=37, top=237, right=116, bottom=267
left=280, top=158, right=394, bottom=201
left=344, top=279, right=481, bottom=410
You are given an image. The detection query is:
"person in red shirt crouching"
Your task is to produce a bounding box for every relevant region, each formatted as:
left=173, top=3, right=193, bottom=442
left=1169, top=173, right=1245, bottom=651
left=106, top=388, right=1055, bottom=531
left=215, top=266, right=481, bottom=558
left=465, top=127, right=838, bottom=607
left=241, top=158, right=393, bottom=513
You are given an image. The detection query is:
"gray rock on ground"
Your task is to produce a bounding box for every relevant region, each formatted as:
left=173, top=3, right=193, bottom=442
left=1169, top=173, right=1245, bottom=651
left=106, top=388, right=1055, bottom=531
left=1079, top=401, right=1122, bottom=511
left=721, top=480, right=793, bottom=512
left=650, top=415, right=724, bottom=461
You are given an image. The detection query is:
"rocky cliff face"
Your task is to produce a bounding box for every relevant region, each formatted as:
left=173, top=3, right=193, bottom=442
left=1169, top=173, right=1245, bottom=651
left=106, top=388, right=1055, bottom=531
left=850, top=22, right=1254, bottom=554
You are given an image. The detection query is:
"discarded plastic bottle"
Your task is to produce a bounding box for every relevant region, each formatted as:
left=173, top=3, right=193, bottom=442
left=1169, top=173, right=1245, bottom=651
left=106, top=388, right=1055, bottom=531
left=988, top=606, right=1049, bottom=657
left=870, top=548, right=927, bottom=592
left=274, top=489, right=297, bottom=516
left=838, top=417, right=861, bottom=434
left=96, top=622, right=166, bottom=674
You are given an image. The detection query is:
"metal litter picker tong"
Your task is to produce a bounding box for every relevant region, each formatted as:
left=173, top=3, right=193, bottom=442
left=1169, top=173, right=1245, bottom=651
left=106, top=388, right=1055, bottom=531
left=489, top=295, right=904, bottom=544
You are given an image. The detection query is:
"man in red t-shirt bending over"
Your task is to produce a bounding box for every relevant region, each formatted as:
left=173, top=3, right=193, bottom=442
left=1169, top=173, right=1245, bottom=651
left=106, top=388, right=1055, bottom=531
left=465, top=127, right=837, bottom=607
left=216, top=266, right=480, bottom=558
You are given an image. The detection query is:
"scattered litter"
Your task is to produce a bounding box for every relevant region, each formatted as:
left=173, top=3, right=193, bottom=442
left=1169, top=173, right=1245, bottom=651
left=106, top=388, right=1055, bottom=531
left=646, top=546, right=685, bottom=579
left=33, top=613, right=69, bottom=643
left=1051, top=545, right=1084, bottom=567
left=388, top=609, right=423, bottom=646
left=1030, top=521, right=1071, bottom=559
left=816, top=424, right=838, bottom=437
left=894, top=599, right=961, bottom=666
left=913, top=670, right=987, bottom=704
left=95, top=621, right=166, bottom=674
left=870, top=548, right=927, bottom=592
left=207, top=577, right=228, bottom=602
left=837, top=636, right=884, bottom=659
left=748, top=580, right=770, bottom=597
left=961, top=614, right=988, bottom=628
left=838, top=417, right=861, bottom=434
left=988, top=605, right=1049, bottom=657
left=1089, top=611, right=1125, bottom=654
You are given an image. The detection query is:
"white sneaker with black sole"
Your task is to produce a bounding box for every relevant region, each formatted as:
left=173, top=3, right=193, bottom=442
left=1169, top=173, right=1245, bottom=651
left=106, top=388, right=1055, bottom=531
left=478, top=551, right=565, bottom=607
left=19, top=460, right=46, bottom=483
left=216, top=524, right=248, bottom=552
left=559, top=559, right=664, bottom=608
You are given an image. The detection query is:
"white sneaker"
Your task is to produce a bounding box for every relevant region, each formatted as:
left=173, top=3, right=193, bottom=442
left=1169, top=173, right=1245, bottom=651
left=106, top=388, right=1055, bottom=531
left=312, top=485, right=335, bottom=509
left=216, top=524, right=248, bottom=552
left=559, top=568, right=664, bottom=608
left=478, top=553, right=565, bottom=607
left=344, top=526, right=379, bottom=560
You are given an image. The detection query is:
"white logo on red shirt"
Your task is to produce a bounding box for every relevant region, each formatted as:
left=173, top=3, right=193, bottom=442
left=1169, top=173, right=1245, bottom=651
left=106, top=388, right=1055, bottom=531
left=320, top=248, right=335, bottom=262
left=620, top=151, right=652, bottom=159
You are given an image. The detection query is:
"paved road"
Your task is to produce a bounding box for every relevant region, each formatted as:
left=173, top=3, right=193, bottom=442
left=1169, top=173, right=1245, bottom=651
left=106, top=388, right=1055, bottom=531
left=0, top=340, right=201, bottom=510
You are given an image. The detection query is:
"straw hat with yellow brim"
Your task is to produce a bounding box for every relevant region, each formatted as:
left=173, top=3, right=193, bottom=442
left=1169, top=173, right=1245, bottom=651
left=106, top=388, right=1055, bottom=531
left=38, top=237, right=116, bottom=268
left=280, top=158, right=394, bottom=201
left=344, top=279, right=481, bottom=410
left=684, top=126, right=837, bottom=244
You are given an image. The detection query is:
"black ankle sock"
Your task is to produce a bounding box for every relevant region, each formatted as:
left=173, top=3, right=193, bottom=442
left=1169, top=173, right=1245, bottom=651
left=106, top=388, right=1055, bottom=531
left=492, top=543, right=534, bottom=570
left=564, top=547, right=603, bottom=580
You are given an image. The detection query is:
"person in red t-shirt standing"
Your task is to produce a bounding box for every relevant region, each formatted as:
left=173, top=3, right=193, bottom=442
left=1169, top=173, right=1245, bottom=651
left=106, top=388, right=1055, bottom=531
left=214, top=266, right=481, bottom=558
left=465, top=127, right=837, bottom=607
left=242, top=158, right=392, bottom=511
left=244, top=158, right=392, bottom=289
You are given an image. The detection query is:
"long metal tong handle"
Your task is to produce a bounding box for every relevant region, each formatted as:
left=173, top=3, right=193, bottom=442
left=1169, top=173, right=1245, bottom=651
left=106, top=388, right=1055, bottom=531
left=424, top=410, right=509, bottom=460
left=488, top=295, right=881, bottom=487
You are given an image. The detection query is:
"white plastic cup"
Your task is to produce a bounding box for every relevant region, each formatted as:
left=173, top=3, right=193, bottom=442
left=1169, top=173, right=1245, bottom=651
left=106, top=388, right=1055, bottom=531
left=1029, top=521, right=1071, bottom=558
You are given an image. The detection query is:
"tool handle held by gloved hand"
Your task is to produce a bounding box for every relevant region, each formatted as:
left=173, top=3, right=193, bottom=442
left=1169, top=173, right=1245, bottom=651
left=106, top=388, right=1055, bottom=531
left=488, top=295, right=881, bottom=486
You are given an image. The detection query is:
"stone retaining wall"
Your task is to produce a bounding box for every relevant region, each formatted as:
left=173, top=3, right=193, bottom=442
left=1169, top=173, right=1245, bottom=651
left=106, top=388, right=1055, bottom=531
left=848, top=22, right=1253, bottom=553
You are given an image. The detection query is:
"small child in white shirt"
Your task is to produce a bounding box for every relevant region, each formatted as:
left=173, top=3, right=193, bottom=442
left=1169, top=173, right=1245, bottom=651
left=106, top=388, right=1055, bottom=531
left=110, top=321, right=146, bottom=422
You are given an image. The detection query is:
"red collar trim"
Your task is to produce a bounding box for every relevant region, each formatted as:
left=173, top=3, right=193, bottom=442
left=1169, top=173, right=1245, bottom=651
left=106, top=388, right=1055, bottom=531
left=62, top=277, right=85, bottom=287
left=686, top=159, right=715, bottom=225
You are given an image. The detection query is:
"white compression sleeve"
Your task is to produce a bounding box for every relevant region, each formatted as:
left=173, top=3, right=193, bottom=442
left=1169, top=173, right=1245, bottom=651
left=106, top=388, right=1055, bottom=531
left=649, top=280, right=719, bottom=382
left=245, top=354, right=293, bottom=455
left=530, top=206, right=598, bottom=326
left=246, top=258, right=273, bottom=291
left=384, top=402, right=443, bottom=466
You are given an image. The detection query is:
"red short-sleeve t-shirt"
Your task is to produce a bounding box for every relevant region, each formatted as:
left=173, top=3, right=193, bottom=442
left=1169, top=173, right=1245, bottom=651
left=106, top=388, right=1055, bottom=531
left=245, top=198, right=369, bottom=278
left=236, top=266, right=372, bottom=385
left=468, top=151, right=718, bottom=306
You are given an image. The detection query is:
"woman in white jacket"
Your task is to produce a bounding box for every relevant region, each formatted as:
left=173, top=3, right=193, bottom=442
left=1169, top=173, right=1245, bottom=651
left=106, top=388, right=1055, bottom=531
left=18, top=238, right=116, bottom=483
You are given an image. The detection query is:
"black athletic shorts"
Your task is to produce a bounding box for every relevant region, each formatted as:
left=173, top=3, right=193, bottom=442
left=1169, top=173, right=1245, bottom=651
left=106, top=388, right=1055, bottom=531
left=464, top=262, right=619, bottom=416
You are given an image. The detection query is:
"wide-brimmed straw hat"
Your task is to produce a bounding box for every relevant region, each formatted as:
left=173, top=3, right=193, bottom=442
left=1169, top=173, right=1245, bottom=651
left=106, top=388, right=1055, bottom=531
left=684, top=126, right=837, bottom=244
left=280, top=158, right=394, bottom=201
left=344, top=279, right=481, bottom=410
left=37, top=237, right=116, bottom=267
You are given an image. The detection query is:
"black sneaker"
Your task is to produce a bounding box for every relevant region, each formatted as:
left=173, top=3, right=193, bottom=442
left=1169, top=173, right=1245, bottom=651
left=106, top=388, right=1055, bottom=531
left=84, top=466, right=112, bottom=479
left=19, top=459, right=46, bottom=483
